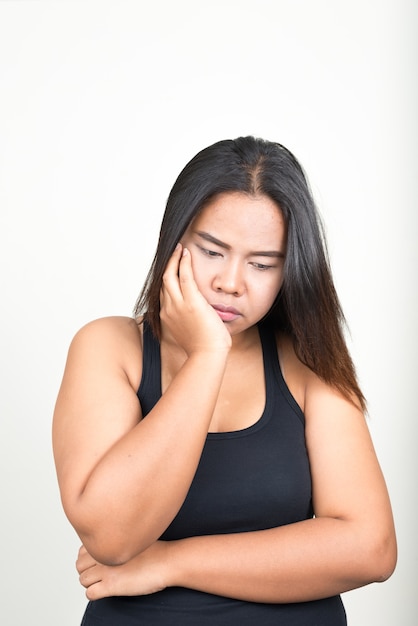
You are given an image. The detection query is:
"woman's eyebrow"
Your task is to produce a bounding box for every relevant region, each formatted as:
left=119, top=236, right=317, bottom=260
left=195, top=230, right=230, bottom=249
left=195, top=230, right=285, bottom=258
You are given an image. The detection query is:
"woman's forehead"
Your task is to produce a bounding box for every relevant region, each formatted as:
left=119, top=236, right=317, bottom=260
left=185, top=191, right=286, bottom=251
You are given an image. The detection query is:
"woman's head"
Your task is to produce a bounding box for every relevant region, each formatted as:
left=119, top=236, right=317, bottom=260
left=136, top=136, right=329, bottom=336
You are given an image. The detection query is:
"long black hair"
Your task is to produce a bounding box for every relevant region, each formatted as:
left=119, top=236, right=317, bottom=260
left=134, top=136, right=365, bottom=410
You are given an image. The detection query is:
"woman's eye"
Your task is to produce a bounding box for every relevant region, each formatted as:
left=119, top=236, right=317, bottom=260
left=251, top=262, right=274, bottom=271
left=199, top=246, right=221, bottom=258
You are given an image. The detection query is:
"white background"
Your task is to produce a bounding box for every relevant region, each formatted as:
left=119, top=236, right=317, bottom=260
left=0, top=1, right=416, bottom=624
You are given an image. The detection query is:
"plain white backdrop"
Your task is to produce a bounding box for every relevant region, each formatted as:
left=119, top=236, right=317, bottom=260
left=0, top=1, right=416, bottom=624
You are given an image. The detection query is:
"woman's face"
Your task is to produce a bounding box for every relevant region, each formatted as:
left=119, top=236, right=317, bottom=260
left=181, top=191, right=286, bottom=336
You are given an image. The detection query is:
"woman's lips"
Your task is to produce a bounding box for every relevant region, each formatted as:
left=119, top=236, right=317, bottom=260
left=211, top=304, right=241, bottom=322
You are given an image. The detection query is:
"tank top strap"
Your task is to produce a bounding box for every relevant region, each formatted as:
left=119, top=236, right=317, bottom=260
left=137, top=321, right=162, bottom=417
left=258, top=321, right=305, bottom=426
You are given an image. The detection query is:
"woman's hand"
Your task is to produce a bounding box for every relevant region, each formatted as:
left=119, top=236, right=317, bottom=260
left=160, top=244, right=231, bottom=355
left=76, top=542, right=170, bottom=600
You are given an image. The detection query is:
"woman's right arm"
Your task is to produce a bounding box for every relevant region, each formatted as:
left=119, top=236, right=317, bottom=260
left=53, top=246, right=231, bottom=566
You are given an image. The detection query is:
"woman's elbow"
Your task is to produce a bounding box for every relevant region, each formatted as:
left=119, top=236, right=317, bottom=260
left=364, top=527, right=397, bottom=583
left=374, top=537, right=397, bottom=582
left=64, top=505, right=145, bottom=566
left=79, top=528, right=147, bottom=566
left=83, top=539, right=135, bottom=567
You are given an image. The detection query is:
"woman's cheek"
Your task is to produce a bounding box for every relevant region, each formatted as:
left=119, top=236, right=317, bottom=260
left=188, top=254, right=208, bottom=292
left=256, top=273, right=282, bottom=305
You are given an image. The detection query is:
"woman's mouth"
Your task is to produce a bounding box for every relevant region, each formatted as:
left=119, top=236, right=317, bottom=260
left=211, top=304, right=241, bottom=322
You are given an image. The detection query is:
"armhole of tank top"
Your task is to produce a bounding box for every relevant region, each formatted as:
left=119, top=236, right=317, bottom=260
left=136, top=321, right=147, bottom=401
left=259, top=323, right=305, bottom=427
left=136, top=320, right=162, bottom=414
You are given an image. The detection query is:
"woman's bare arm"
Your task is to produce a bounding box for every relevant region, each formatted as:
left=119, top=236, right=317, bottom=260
left=53, top=246, right=231, bottom=565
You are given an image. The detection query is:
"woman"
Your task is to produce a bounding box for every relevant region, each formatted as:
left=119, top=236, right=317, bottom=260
left=53, top=136, right=396, bottom=625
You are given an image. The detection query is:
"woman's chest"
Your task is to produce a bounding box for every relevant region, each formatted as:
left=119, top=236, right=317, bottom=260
left=161, top=396, right=312, bottom=540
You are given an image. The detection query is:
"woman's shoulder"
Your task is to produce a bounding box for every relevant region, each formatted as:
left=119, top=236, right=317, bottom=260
left=68, top=316, right=144, bottom=390
left=70, top=316, right=143, bottom=351
left=276, top=330, right=363, bottom=420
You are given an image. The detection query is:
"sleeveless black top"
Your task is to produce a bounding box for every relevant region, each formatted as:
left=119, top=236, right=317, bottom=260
left=81, top=321, right=347, bottom=625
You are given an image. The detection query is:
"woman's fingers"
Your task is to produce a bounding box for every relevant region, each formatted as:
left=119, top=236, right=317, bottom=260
left=159, top=243, right=231, bottom=354
left=162, top=244, right=200, bottom=303
left=161, top=243, right=183, bottom=300
left=79, top=563, right=101, bottom=588
left=177, top=247, right=198, bottom=297
left=76, top=545, right=98, bottom=575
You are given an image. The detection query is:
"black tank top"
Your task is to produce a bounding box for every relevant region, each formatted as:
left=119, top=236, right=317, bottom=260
left=81, top=321, right=347, bottom=626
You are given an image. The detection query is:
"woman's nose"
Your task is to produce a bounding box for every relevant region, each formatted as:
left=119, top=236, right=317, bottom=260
left=213, top=260, right=245, bottom=296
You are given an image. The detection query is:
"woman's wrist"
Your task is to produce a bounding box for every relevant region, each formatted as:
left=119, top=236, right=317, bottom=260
left=162, top=539, right=185, bottom=589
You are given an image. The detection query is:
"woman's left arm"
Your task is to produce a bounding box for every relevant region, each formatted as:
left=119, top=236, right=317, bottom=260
left=78, top=380, right=397, bottom=603
left=169, top=382, right=396, bottom=603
